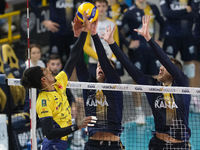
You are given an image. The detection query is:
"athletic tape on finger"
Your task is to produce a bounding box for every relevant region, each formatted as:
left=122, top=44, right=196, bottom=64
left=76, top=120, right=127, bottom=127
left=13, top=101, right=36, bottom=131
left=91, top=116, right=97, bottom=120
left=87, top=124, right=95, bottom=126
left=91, top=120, right=96, bottom=123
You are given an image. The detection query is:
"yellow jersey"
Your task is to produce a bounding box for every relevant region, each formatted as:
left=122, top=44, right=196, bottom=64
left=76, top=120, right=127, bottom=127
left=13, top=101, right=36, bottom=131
left=36, top=71, right=72, bottom=141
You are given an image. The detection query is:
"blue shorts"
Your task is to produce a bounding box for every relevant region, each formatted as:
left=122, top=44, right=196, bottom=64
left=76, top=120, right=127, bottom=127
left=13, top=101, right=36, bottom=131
left=84, top=139, right=125, bottom=150
left=41, top=137, right=68, bottom=150
left=149, top=136, right=191, bottom=150
left=163, top=36, right=196, bottom=61
left=128, top=43, right=160, bottom=76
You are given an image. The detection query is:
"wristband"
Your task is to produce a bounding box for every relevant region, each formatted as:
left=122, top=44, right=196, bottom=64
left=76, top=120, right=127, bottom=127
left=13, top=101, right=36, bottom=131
left=71, top=124, right=79, bottom=131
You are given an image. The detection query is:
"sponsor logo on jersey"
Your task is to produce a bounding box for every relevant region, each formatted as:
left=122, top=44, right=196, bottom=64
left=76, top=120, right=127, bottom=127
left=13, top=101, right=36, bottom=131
left=155, top=96, right=178, bottom=109
left=41, top=110, right=48, bottom=114
left=86, top=97, right=109, bottom=107
left=170, top=2, right=187, bottom=10
left=56, top=0, right=74, bottom=9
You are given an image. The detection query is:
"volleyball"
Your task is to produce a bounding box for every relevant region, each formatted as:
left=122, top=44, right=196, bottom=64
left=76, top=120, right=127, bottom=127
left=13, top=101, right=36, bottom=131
left=77, top=2, right=99, bottom=22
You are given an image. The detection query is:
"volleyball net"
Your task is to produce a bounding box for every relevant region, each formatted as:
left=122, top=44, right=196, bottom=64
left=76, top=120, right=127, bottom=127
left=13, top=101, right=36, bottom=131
left=6, top=78, right=200, bottom=150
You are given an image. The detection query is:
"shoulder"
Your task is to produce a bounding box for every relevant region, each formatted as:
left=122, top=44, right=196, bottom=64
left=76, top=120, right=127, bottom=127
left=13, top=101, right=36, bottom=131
left=37, top=92, right=52, bottom=106
left=106, top=17, right=116, bottom=24
left=128, top=4, right=137, bottom=11
left=147, top=2, right=159, bottom=10
left=120, top=3, right=129, bottom=11
left=38, top=91, right=51, bottom=99
left=38, top=60, right=45, bottom=67
left=56, top=71, right=68, bottom=80
left=55, top=71, right=68, bottom=85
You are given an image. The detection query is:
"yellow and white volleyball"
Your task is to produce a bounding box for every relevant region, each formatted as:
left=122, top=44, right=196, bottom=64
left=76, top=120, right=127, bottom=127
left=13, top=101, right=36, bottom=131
left=77, top=2, right=99, bottom=22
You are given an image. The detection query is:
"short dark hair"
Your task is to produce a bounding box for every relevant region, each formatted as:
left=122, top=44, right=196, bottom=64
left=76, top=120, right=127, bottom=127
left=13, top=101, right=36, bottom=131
left=21, top=66, right=44, bottom=89
left=170, top=57, right=183, bottom=70
left=47, top=54, right=61, bottom=63
left=93, top=0, right=108, bottom=5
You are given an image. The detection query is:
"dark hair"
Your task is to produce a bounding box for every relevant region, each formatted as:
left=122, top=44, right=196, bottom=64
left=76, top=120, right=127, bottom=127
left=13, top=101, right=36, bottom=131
left=93, top=0, right=108, bottom=5
left=170, top=57, right=183, bottom=70
left=21, top=66, right=44, bottom=89
left=47, top=54, right=61, bottom=63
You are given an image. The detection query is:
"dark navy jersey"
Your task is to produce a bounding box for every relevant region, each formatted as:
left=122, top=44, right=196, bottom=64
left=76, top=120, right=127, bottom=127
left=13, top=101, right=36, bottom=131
left=76, top=35, right=123, bottom=137
left=193, top=0, right=200, bottom=38
left=30, top=0, right=82, bottom=36
left=121, top=2, right=164, bottom=42
left=109, top=39, right=191, bottom=141
left=160, top=0, right=195, bottom=37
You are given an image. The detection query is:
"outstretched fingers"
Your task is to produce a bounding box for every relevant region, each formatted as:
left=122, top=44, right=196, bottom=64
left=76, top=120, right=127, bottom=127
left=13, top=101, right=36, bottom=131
left=87, top=116, right=97, bottom=127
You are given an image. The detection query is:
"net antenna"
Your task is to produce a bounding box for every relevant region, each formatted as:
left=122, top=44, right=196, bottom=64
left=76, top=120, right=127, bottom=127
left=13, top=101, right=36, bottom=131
left=26, top=0, right=37, bottom=149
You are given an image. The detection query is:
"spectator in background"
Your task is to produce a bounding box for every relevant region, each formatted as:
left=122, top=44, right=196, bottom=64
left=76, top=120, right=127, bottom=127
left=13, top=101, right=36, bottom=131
left=120, top=0, right=165, bottom=124
left=25, top=43, right=45, bottom=69
left=107, top=0, right=128, bottom=49
left=107, top=0, right=128, bottom=22
left=106, top=0, right=129, bottom=76
left=84, top=0, right=120, bottom=78
left=29, top=0, right=84, bottom=64
left=189, top=0, right=200, bottom=113
left=160, top=0, right=198, bottom=87
left=192, top=0, right=200, bottom=87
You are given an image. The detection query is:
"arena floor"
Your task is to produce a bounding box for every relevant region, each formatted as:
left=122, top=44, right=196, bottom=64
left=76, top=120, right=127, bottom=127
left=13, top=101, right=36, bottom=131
left=121, top=113, right=200, bottom=150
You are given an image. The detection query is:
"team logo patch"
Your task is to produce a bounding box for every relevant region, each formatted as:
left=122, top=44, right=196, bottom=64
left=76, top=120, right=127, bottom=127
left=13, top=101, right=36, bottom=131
left=42, top=99, right=47, bottom=107
left=58, top=84, right=63, bottom=89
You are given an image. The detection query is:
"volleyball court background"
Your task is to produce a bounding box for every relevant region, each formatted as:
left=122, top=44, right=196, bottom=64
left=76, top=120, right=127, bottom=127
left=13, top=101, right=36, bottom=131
left=5, top=79, right=200, bottom=150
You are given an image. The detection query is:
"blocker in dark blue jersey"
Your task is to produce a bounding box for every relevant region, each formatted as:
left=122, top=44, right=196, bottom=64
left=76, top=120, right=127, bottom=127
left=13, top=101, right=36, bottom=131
left=102, top=16, right=191, bottom=150
left=76, top=23, right=124, bottom=150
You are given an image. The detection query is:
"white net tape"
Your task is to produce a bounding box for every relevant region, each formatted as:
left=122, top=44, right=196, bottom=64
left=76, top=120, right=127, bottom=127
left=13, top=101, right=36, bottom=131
left=7, top=78, right=200, bottom=95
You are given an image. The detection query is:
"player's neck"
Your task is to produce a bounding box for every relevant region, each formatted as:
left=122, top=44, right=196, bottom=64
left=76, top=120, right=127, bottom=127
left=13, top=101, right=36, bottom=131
left=41, top=82, right=56, bottom=91
left=136, top=1, right=147, bottom=10
left=99, top=14, right=107, bottom=21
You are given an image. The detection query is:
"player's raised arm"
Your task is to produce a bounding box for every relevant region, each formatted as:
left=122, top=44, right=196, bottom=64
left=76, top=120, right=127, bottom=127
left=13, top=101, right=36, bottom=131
left=63, top=12, right=90, bottom=78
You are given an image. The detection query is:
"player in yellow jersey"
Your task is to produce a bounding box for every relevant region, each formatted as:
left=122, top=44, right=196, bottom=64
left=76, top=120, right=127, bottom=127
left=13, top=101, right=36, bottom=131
left=21, top=13, right=97, bottom=150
